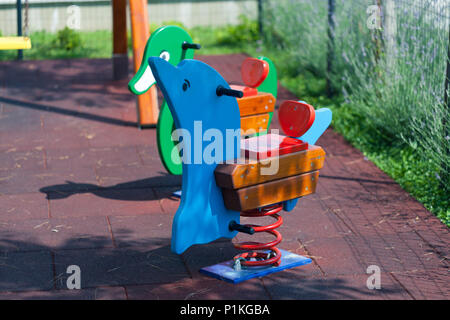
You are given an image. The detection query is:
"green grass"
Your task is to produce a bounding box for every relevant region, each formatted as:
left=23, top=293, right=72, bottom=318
left=0, top=29, right=113, bottom=61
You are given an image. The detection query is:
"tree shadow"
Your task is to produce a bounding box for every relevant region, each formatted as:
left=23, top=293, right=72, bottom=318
left=0, top=96, right=137, bottom=128
left=0, top=234, right=407, bottom=300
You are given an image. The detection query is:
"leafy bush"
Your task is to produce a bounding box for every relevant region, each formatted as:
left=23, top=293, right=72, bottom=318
left=151, top=20, right=188, bottom=34
left=53, top=27, right=82, bottom=51
left=215, top=15, right=259, bottom=45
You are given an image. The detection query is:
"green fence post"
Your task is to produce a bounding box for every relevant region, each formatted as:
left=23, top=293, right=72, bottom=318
left=16, top=0, right=23, bottom=60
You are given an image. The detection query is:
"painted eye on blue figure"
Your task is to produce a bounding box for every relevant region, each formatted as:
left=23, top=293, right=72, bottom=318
left=159, top=51, right=170, bottom=61
left=182, top=79, right=190, bottom=91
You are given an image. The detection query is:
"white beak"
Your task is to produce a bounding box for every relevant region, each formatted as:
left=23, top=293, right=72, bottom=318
left=134, top=65, right=156, bottom=93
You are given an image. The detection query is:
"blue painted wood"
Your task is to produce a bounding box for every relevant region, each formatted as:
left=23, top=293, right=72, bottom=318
left=199, top=249, right=312, bottom=284
left=283, top=198, right=299, bottom=212
left=148, top=57, right=242, bottom=254
left=298, top=106, right=332, bottom=145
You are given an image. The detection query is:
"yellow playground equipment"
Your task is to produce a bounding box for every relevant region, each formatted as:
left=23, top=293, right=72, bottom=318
left=0, top=37, right=31, bottom=50
left=0, top=0, right=32, bottom=51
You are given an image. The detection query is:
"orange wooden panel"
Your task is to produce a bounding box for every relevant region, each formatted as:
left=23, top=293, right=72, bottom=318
left=240, top=113, right=270, bottom=135
left=237, top=92, right=275, bottom=117
left=215, top=145, right=325, bottom=189
left=220, top=171, right=320, bottom=211
left=129, top=0, right=159, bottom=126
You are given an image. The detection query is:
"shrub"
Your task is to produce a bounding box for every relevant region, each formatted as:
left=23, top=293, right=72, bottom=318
left=215, top=15, right=259, bottom=45
left=53, top=27, right=82, bottom=51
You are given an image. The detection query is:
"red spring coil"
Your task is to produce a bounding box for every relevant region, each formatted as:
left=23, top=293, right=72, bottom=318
left=233, top=203, right=283, bottom=268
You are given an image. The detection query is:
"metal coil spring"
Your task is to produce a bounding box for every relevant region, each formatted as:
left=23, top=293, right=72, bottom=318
left=232, top=203, right=283, bottom=269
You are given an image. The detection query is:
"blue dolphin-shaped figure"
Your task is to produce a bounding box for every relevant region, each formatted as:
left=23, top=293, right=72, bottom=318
left=297, top=101, right=332, bottom=145
left=148, top=57, right=241, bottom=254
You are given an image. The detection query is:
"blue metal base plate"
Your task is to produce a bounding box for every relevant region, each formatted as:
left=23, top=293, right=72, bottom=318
left=199, top=249, right=312, bottom=284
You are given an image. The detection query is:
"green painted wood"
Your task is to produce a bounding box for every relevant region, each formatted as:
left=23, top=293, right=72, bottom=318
left=128, top=26, right=197, bottom=175
left=157, top=100, right=183, bottom=175
left=257, top=56, right=277, bottom=132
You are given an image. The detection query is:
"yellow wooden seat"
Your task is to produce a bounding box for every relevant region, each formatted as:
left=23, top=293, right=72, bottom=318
left=0, top=37, right=32, bottom=50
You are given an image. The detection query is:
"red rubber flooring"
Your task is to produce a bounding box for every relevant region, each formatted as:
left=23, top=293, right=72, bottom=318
left=0, top=55, right=448, bottom=299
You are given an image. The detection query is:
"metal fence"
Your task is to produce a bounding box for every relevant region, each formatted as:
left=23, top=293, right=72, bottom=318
left=0, top=0, right=258, bottom=36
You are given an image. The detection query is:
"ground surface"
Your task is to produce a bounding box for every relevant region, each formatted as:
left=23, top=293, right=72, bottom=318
left=0, top=54, right=448, bottom=300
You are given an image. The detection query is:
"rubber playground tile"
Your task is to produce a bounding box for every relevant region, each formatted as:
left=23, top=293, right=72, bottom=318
left=48, top=188, right=162, bottom=218
left=0, top=219, right=51, bottom=252
left=0, top=149, right=45, bottom=172
left=108, top=214, right=174, bottom=248
left=277, top=197, right=353, bottom=242
left=0, top=166, right=99, bottom=196
left=90, top=146, right=142, bottom=169
left=84, top=124, right=157, bottom=149
left=342, top=233, right=448, bottom=274
left=41, top=125, right=92, bottom=151
left=0, top=286, right=127, bottom=300
left=135, top=145, right=163, bottom=166
left=126, top=277, right=270, bottom=300
left=44, top=148, right=98, bottom=171
left=0, top=192, right=49, bottom=222
left=53, top=246, right=189, bottom=288
left=299, top=236, right=368, bottom=276
left=262, top=272, right=411, bottom=300
left=0, top=250, right=54, bottom=292
left=154, top=187, right=182, bottom=214
left=390, top=268, right=450, bottom=300
left=0, top=102, right=44, bottom=132
left=94, top=164, right=181, bottom=189
left=0, top=216, right=113, bottom=252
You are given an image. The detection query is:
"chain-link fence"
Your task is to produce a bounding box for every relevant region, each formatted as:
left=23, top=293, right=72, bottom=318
left=262, top=0, right=449, bottom=185
left=0, top=0, right=260, bottom=60
left=0, top=0, right=258, bottom=36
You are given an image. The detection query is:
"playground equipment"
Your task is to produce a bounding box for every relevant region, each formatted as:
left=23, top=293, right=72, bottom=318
left=112, top=0, right=160, bottom=127
left=147, top=56, right=332, bottom=283
left=129, top=26, right=278, bottom=175
left=0, top=0, right=32, bottom=54
left=128, top=25, right=201, bottom=175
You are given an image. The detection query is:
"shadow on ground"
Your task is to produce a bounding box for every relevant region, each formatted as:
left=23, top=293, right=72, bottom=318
left=0, top=234, right=405, bottom=300
left=39, top=174, right=182, bottom=201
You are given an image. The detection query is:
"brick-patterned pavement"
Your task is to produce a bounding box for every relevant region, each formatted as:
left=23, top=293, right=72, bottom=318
left=0, top=55, right=448, bottom=300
